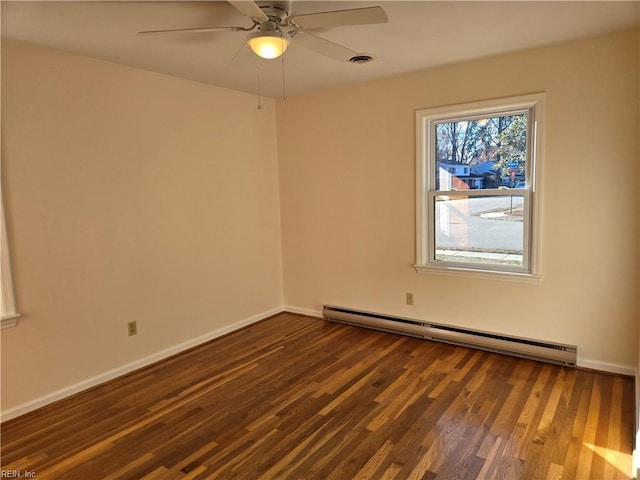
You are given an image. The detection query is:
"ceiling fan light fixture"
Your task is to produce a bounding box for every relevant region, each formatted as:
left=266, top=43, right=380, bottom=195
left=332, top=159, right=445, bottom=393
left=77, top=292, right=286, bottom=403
left=247, top=29, right=291, bottom=59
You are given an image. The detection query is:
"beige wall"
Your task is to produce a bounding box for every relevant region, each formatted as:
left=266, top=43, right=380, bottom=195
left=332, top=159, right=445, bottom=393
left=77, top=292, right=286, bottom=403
left=277, top=28, right=640, bottom=372
left=636, top=22, right=640, bottom=478
left=1, top=40, right=283, bottom=412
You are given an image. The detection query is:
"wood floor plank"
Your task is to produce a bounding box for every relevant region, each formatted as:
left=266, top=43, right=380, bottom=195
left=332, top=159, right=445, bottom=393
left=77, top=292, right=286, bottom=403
left=1, top=313, right=634, bottom=479
left=576, top=375, right=602, bottom=479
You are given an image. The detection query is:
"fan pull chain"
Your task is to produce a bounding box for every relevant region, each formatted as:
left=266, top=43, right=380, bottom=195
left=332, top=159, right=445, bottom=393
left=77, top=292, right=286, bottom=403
left=256, top=61, right=262, bottom=110
left=281, top=36, right=286, bottom=103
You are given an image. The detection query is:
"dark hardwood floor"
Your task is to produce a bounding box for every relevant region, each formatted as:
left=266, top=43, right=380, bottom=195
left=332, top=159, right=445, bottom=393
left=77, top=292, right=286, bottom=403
left=1, top=312, right=634, bottom=479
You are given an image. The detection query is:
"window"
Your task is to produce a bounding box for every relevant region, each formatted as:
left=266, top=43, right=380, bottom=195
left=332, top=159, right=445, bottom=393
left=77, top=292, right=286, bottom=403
left=2, top=200, right=20, bottom=328
left=415, top=93, right=544, bottom=283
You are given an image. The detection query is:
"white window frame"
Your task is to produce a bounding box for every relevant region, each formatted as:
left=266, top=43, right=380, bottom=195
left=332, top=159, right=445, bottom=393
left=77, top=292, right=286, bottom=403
left=415, top=93, right=544, bottom=284
left=2, top=199, right=20, bottom=328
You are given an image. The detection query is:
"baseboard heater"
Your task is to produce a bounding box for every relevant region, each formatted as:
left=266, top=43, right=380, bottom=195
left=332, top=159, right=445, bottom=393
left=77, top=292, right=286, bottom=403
left=322, top=305, right=577, bottom=367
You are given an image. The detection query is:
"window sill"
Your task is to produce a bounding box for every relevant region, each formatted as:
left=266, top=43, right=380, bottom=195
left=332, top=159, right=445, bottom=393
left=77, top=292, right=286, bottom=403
left=2, top=313, right=21, bottom=329
left=414, top=265, right=542, bottom=285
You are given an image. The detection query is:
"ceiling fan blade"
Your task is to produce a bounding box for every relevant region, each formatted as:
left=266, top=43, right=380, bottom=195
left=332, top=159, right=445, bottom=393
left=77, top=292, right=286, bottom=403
left=138, top=26, right=245, bottom=35
left=291, top=31, right=358, bottom=62
left=227, top=0, right=269, bottom=22
left=292, top=6, right=387, bottom=29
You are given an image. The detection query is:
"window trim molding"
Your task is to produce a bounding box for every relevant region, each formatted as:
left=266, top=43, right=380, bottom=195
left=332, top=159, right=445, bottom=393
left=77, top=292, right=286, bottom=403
left=2, top=200, right=20, bottom=329
left=415, top=93, right=545, bottom=283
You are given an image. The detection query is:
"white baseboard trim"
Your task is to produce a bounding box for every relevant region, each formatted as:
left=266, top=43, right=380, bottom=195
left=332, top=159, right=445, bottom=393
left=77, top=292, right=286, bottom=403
left=1, top=306, right=284, bottom=422
left=283, top=305, right=324, bottom=318
left=577, top=358, right=637, bottom=377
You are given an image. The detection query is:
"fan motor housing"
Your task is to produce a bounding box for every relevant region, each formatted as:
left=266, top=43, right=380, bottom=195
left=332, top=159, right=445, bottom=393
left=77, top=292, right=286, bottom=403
left=256, top=1, right=292, bottom=23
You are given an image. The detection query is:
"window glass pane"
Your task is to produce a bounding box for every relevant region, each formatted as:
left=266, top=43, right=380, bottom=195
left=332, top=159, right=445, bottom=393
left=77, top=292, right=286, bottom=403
left=434, top=194, right=524, bottom=267
left=435, top=113, right=527, bottom=190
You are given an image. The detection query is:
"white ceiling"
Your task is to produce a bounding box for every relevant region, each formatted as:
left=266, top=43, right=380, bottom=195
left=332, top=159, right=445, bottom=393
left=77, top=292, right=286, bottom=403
left=3, top=1, right=639, bottom=98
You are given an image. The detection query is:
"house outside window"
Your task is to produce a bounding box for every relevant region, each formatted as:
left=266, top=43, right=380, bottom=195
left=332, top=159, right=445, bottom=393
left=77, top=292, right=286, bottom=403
left=415, top=93, right=544, bottom=283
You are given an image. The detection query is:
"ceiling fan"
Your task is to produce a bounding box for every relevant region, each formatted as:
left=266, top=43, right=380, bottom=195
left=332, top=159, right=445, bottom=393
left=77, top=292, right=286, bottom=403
left=139, top=0, right=388, bottom=63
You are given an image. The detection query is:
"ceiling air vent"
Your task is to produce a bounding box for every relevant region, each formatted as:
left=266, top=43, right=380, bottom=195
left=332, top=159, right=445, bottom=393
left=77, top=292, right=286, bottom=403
left=349, top=54, right=374, bottom=64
